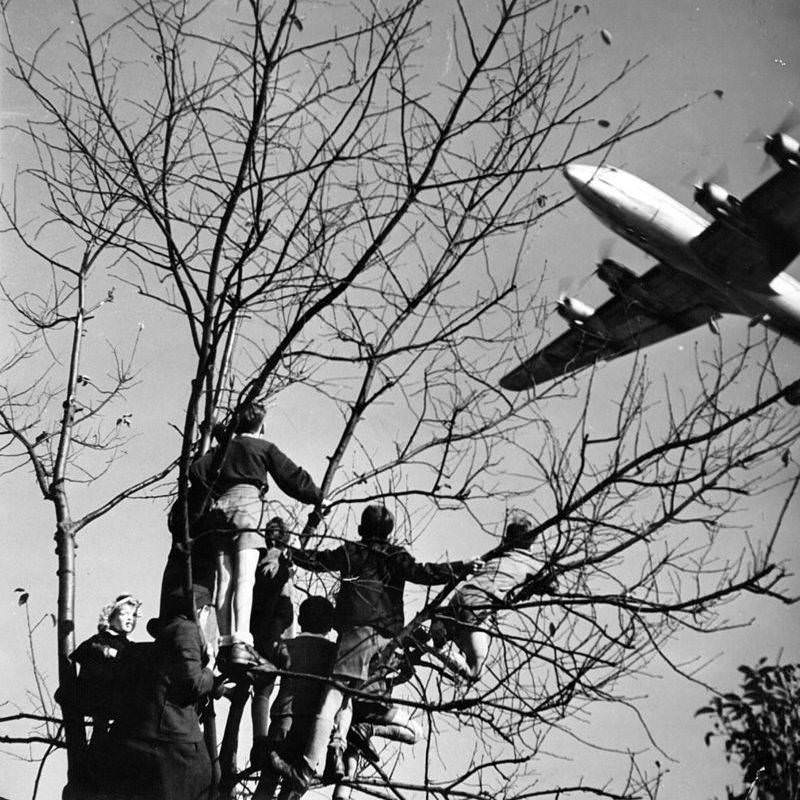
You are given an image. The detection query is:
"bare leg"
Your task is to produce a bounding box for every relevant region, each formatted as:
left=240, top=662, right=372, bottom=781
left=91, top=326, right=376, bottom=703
left=252, top=676, right=276, bottom=740
left=232, top=547, right=260, bottom=643
left=461, top=630, right=491, bottom=679
left=216, top=552, right=233, bottom=639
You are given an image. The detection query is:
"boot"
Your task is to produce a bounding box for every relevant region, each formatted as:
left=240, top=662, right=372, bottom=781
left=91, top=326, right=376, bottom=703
left=322, top=744, right=346, bottom=784
left=348, top=722, right=379, bottom=763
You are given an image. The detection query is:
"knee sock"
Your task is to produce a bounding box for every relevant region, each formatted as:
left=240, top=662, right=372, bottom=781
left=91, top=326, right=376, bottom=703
left=232, top=630, right=254, bottom=646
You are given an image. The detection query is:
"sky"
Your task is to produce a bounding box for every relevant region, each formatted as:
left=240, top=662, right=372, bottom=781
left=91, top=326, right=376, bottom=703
left=1, top=1, right=799, bottom=798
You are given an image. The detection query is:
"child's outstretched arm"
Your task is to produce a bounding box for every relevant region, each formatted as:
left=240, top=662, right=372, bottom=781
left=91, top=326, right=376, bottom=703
left=400, top=551, right=484, bottom=585
left=286, top=543, right=344, bottom=574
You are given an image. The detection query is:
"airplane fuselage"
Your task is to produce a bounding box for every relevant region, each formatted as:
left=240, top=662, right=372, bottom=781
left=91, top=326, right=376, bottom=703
left=563, top=164, right=800, bottom=344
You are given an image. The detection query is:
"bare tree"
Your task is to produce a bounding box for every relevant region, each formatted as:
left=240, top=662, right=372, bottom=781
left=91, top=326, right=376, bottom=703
left=2, top=0, right=798, bottom=798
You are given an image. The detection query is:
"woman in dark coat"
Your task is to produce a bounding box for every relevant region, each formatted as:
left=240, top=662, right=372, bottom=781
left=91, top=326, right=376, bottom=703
left=104, top=598, right=215, bottom=800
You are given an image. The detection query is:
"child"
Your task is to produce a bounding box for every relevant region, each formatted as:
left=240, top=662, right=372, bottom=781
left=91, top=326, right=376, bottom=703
left=249, top=517, right=296, bottom=759
left=190, top=402, right=322, bottom=668
left=280, top=503, right=483, bottom=789
left=70, top=594, right=142, bottom=742
left=428, top=512, right=555, bottom=681
left=255, top=596, right=338, bottom=800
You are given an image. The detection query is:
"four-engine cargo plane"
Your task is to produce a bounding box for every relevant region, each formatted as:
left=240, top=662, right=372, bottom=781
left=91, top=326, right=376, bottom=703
left=500, top=131, right=800, bottom=401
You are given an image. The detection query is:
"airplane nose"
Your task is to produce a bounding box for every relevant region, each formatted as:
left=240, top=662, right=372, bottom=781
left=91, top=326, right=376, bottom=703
left=563, top=163, right=599, bottom=195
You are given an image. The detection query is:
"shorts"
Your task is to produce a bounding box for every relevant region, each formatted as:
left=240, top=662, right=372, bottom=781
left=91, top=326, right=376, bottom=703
left=333, top=626, right=391, bottom=683
left=202, top=485, right=267, bottom=552
left=435, top=587, right=494, bottom=640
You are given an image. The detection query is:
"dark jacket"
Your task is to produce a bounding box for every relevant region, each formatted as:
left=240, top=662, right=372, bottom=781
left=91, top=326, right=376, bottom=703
left=250, top=547, right=294, bottom=657
left=270, top=634, right=337, bottom=719
left=189, top=436, right=321, bottom=505
left=112, top=615, right=214, bottom=743
left=290, top=539, right=468, bottom=636
left=70, top=630, right=131, bottom=718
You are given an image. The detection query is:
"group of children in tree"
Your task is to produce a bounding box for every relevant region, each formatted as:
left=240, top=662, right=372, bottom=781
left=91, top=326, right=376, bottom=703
left=68, top=402, right=555, bottom=800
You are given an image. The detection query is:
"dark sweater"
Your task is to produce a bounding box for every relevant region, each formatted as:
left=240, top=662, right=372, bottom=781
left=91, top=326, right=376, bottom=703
left=289, top=539, right=467, bottom=636
left=189, top=436, right=321, bottom=505
left=270, top=634, right=337, bottom=719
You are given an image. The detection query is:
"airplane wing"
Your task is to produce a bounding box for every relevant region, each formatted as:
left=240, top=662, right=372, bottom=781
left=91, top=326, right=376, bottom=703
left=690, top=168, right=800, bottom=286
left=500, top=264, right=722, bottom=390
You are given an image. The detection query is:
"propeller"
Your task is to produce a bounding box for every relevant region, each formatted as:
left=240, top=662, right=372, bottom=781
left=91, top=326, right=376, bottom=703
left=707, top=163, right=730, bottom=188
left=745, top=105, right=800, bottom=172
left=745, top=105, right=800, bottom=144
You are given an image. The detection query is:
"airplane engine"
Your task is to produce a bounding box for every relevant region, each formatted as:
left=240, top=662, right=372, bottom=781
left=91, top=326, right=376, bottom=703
left=694, top=182, right=742, bottom=220
left=597, top=258, right=637, bottom=291
left=784, top=381, right=800, bottom=406
left=765, top=133, right=800, bottom=169
left=557, top=296, right=607, bottom=337
left=557, top=295, right=595, bottom=322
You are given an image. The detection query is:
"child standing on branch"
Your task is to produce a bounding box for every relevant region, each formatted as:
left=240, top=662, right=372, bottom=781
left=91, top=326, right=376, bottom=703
left=190, top=402, right=322, bottom=669
left=278, top=503, right=483, bottom=789
left=428, top=511, right=556, bottom=681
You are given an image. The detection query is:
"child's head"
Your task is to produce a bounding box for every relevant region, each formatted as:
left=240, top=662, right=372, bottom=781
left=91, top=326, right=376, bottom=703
left=99, top=594, right=141, bottom=635
left=265, top=516, right=290, bottom=547
left=503, top=511, right=533, bottom=546
left=298, top=596, right=334, bottom=635
left=234, top=402, right=266, bottom=434
left=358, top=503, right=394, bottom=541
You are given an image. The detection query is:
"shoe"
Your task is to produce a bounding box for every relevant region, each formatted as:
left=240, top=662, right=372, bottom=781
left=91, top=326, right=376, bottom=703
left=348, top=723, right=379, bottom=763
left=267, top=750, right=314, bottom=792
left=322, top=744, right=347, bottom=784
left=332, top=744, right=347, bottom=780
left=228, top=642, right=276, bottom=674
left=250, top=736, right=270, bottom=771
left=410, top=626, right=431, bottom=645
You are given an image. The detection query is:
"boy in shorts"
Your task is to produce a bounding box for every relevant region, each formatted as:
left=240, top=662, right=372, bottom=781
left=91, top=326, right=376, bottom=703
left=281, top=503, right=483, bottom=788
left=428, top=512, right=556, bottom=681
left=190, top=402, right=322, bottom=668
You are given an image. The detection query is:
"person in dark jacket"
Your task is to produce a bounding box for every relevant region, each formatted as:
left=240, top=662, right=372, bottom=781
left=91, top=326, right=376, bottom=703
left=104, top=595, right=215, bottom=800
left=70, top=594, right=142, bottom=737
left=249, top=517, right=296, bottom=767
left=159, top=423, right=227, bottom=620
left=190, top=402, right=323, bottom=669
left=254, top=596, right=337, bottom=800
left=282, top=503, right=482, bottom=788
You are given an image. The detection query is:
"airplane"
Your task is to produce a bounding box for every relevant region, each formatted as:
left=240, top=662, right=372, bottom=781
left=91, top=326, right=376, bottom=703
left=499, top=129, right=800, bottom=404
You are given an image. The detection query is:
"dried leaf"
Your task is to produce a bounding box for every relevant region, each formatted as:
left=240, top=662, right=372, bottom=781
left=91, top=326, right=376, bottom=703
left=18, top=592, right=29, bottom=606
left=600, top=28, right=612, bottom=45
